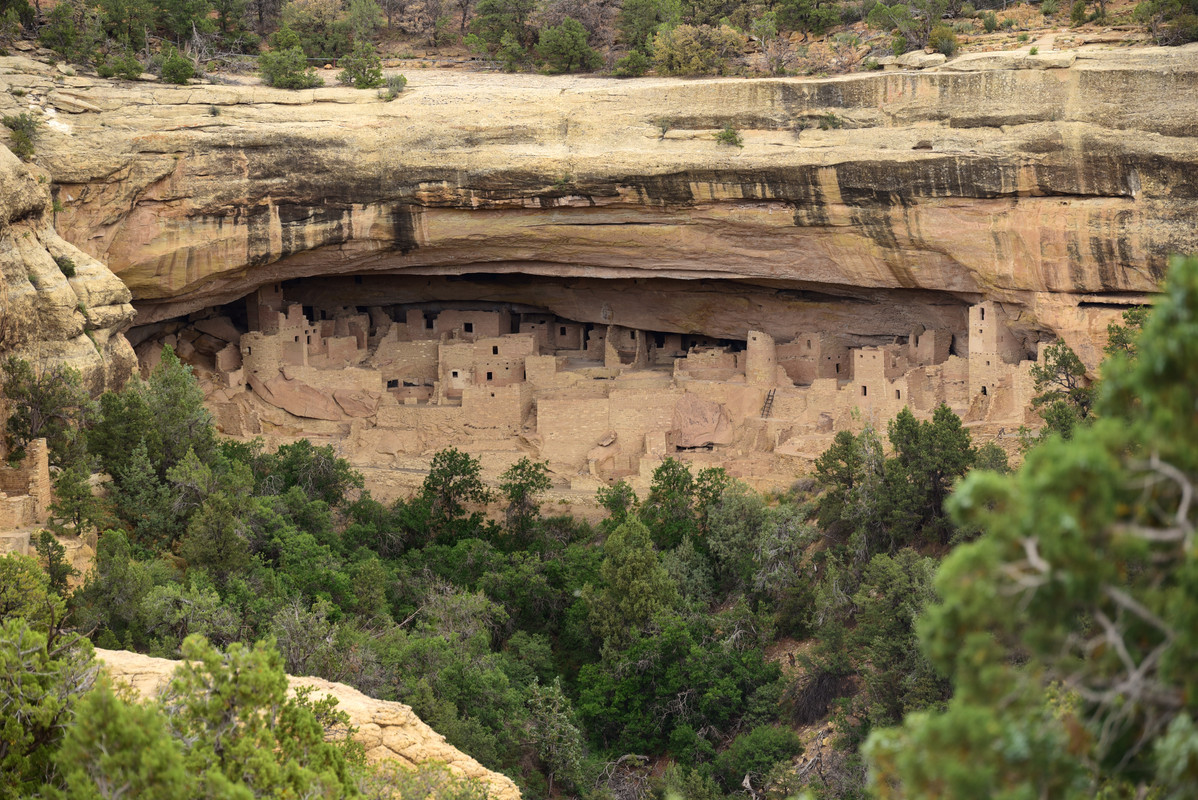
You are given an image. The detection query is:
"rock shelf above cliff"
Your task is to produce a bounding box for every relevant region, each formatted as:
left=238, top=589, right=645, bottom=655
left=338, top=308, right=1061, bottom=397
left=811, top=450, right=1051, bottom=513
left=2, top=45, right=1193, bottom=368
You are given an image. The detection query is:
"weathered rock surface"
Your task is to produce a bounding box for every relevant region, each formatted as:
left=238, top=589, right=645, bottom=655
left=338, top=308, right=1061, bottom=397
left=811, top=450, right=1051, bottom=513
left=4, top=46, right=1198, bottom=368
left=94, top=648, right=522, bottom=800
left=0, top=143, right=134, bottom=392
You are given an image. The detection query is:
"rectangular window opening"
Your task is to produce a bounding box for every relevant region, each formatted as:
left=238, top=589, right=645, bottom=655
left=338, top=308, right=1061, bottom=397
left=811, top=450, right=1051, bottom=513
left=386, top=379, right=399, bottom=389
left=560, top=326, right=567, bottom=336
left=464, top=322, right=474, bottom=333
left=486, top=371, right=493, bottom=381
left=492, top=346, right=499, bottom=355
left=895, top=389, right=901, bottom=399
left=862, top=385, right=868, bottom=396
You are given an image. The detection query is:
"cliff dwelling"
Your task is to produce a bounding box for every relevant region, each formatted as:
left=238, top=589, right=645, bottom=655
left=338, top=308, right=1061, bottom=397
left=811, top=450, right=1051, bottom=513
left=132, top=271, right=1049, bottom=497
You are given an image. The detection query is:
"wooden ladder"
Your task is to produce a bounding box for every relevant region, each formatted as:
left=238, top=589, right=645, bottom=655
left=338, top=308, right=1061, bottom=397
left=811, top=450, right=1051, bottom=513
left=760, top=388, right=776, bottom=418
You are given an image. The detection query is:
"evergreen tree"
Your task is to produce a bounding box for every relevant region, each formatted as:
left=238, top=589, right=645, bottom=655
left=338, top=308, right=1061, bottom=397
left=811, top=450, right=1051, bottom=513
left=90, top=345, right=215, bottom=482
left=1, top=357, right=91, bottom=468
left=35, top=531, right=78, bottom=598
left=865, top=256, right=1198, bottom=799
left=536, top=17, right=600, bottom=73
left=499, top=457, right=551, bottom=548
left=585, top=517, right=676, bottom=648
left=53, top=676, right=190, bottom=800
left=470, top=0, right=535, bottom=45
left=336, top=39, right=384, bottom=87
left=49, top=459, right=104, bottom=536
left=1029, top=339, right=1094, bottom=440
left=639, top=456, right=697, bottom=549
left=419, top=447, right=493, bottom=544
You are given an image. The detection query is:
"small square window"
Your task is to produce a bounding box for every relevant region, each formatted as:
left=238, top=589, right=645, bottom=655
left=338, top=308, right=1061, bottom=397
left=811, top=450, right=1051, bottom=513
left=387, top=379, right=399, bottom=389
left=493, top=346, right=499, bottom=355
left=451, top=371, right=459, bottom=378
left=560, top=326, right=567, bottom=336
left=486, top=371, right=493, bottom=381
left=464, top=322, right=474, bottom=333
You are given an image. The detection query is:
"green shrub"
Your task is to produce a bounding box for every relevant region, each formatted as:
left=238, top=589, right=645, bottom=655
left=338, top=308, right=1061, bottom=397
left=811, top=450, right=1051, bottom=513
left=337, top=40, right=384, bottom=88
left=497, top=31, right=526, bottom=72
left=713, top=725, right=804, bottom=792
left=929, top=24, right=958, bottom=55
left=160, top=47, right=195, bottom=84
left=259, top=45, right=323, bottom=88
left=891, top=33, right=908, bottom=55
left=1134, top=0, right=1198, bottom=43
left=1017, top=31, right=1030, bottom=41
left=1041, top=0, right=1059, bottom=15
left=2, top=111, right=38, bottom=159
left=863, top=56, right=881, bottom=69
left=536, top=17, right=600, bottom=74
left=38, top=0, right=103, bottom=64
left=614, top=49, right=650, bottom=77
left=377, top=73, right=407, bottom=100
left=97, top=51, right=144, bottom=80
left=1029, top=45, right=1039, bottom=54
left=652, top=24, right=744, bottom=76
left=818, top=112, right=844, bottom=129
left=778, top=0, right=841, bottom=34
left=715, top=124, right=743, bottom=147
left=54, top=255, right=76, bottom=278
left=982, top=10, right=998, bottom=30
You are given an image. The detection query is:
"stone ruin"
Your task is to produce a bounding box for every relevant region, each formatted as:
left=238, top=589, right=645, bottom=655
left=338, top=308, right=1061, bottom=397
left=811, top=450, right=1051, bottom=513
left=0, top=436, right=51, bottom=553
left=136, top=284, right=1051, bottom=497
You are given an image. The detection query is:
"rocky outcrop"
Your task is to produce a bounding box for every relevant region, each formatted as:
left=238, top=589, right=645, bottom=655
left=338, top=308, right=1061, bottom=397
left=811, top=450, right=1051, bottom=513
left=4, top=46, right=1198, bottom=368
left=94, top=648, right=522, bottom=800
left=0, top=139, right=134, bottom=393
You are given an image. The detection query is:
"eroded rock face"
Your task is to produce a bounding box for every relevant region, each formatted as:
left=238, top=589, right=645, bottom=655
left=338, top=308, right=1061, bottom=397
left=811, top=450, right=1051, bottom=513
left=5, top=47, right=1198, bottom=369
left=94, top=648, right=522, bottom=800
left=0, top=143, right=134, bottom=393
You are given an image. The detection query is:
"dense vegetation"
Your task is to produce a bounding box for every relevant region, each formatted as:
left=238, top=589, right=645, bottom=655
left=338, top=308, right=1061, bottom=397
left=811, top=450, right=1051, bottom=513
left=0, top=0, right=1192, bottom=92
left=3, top=258, right=1196, bottom=799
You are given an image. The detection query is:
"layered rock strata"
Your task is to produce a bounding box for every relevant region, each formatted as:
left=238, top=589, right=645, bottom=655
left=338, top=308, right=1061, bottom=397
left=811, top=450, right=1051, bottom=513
left=4, top=46, right=1196, bottom=368
left=95, top=648, right=522, bottom=800
left=0, top=142, right=134, bottom=393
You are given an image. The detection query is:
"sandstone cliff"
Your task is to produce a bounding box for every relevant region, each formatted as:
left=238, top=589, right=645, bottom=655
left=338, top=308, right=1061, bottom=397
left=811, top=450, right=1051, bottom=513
left=0, top=139, right=134, bottom=392
left=4, top=46, right=1197, bottom=368
left=95, top=647, right=522, bottom=800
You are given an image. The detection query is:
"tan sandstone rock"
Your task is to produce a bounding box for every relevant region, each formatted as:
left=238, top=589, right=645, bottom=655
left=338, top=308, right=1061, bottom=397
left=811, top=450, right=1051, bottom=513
left=94, top=648, right=522, bottom=800
left=0, top=144, right=134, bottom=392
left=2, top=47, right=1188, bottom=372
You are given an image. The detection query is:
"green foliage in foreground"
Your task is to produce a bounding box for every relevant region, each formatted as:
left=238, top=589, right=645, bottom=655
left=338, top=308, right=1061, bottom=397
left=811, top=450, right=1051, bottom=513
left=866, top=256, right=1198, bottom=799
